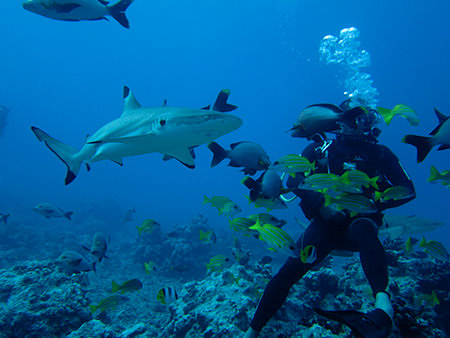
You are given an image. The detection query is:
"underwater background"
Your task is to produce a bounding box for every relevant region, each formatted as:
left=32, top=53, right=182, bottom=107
left=0, top=0, right=449, bottom=337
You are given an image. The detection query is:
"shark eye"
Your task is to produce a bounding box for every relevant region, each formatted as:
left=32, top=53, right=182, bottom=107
left=159, top=119, right=166, bottom=126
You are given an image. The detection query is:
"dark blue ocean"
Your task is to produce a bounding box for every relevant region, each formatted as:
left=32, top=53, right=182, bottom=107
left=0, top=0, right=449, bottom=337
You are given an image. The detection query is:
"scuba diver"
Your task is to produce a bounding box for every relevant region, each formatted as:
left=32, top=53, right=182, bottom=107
left=244, top=103, right=416, bottom=338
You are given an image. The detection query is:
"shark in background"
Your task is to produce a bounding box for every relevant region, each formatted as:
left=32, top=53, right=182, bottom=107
left=0, top=105, right=9, bottom=137
left=22, top=0, right=135, bottom=29
left=31, top=87, right=243, bottom=185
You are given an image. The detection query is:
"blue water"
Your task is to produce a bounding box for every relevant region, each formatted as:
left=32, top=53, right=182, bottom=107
left=1, top=0, right=449, bottom=247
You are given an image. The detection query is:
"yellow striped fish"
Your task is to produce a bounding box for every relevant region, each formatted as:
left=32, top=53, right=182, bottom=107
left=270, top=154, right=315, bottom=174
left=249, top=218, right=298, bottom=258
left=324, top=192, right=377, bottom=217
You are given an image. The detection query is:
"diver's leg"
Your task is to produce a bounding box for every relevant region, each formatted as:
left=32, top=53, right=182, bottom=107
left=247, top=220, right=335, bottom=335
left=314, top=217, right=393, bottom=338
left=347, top=217, right=393, bottom=317
left=314, top=218, right=393, bottom=338
left=375, top=291, right=393, bottom=319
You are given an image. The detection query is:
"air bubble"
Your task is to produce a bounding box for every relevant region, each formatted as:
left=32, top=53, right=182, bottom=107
left=319, top=27, right=378, bottom=108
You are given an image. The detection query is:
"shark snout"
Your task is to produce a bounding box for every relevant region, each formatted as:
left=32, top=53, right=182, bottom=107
left=22, top=0, right=39, bottom=12
left=22, top=1, right=35, bottom=10
left=224, top=114, right=243, bottom=130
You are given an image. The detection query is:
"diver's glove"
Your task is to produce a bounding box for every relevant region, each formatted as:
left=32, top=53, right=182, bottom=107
left=319, top=205, right=347, bottom=223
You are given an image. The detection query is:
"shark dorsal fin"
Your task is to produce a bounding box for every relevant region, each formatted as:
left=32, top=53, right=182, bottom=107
left=122, top=86, right=142, bottom=114
left=212, top=89, right=238, bottom=112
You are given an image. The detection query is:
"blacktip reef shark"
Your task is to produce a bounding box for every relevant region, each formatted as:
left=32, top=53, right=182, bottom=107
left=22, top=0, right=135, bottom=29
left=31, top=87, right=243, bottom=185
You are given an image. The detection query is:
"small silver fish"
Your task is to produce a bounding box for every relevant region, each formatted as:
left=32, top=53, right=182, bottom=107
left=0, top=212, right=12, bottom=224
left=33, top=203, right=73, bottom=220
left=122, top=206, right=136, bottom=224
left=56, top=250, right=96, bottom=274
left=83, top=232, right=109, bottom=262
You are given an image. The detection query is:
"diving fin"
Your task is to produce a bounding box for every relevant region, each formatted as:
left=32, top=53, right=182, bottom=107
left=314, top=308, right=392, bottom=338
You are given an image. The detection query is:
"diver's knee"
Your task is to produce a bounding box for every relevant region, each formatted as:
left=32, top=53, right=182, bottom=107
left=348, top=217, right=378, bottom=240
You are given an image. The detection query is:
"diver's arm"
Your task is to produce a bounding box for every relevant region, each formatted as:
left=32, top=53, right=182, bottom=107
left=376, top=146, right=416, bottom=211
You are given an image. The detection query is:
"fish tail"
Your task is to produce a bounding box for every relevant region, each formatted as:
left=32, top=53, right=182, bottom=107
left=377, top=107, right=395, bottom=125
left=370, top=176, right=380, bottom=190
left=208, top=142, right=227, bottom=167
left=428, top=165, right=440, bottom=182
left=374, top=191, right=381, bottom=202
left=31, top=127, right=82, bottom=185
left=202, top=195, right=210, bottom=205
left=402, top=134, right=435, bottom=163
left=241, top=176, right=256, bottom=189
left=109, top=0, right=135, bottom=29
left=241, top=177, right=260, bottom=201
left=249, top=217, right=262, bottom=231
left=89, top=305, right=97, bottom=314
left=64, top=211, right=73, bottom=221
left=340, top=171, right=351, bottom=184
left=419, top=236, right=427, bottom=247
left=431, top=291, right=440, bottom=305
left=2, top=213, right=11, bottom=224
left=111, top=280, right=120, bottom=293
left=323, top=192, right=332, bottom=207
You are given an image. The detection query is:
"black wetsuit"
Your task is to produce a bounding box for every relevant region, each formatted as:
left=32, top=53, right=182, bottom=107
left=250, top=135, right=415, bottom=332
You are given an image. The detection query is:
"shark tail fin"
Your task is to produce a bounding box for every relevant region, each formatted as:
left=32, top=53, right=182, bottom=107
left=402, top=134, right=434, bottom=163
left=109, top=0, right=134, bottom=29
left=31, top=127, right=82, bottom=185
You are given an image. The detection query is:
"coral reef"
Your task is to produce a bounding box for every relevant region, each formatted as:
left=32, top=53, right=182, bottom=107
left=0, top=213, right=448, bottom=337
left=131, top=214, right=220, bottom=280
left=0, top=260, right=91, bottom=337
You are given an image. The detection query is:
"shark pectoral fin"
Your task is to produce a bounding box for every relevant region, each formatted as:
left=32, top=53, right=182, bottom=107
left=437, top=144, right=450, bottom=151
left=162, top=148, right=195, bottom=168
left=110, top=158, right=124, bottom=166
left=162, top=147, right=196, bottom=162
